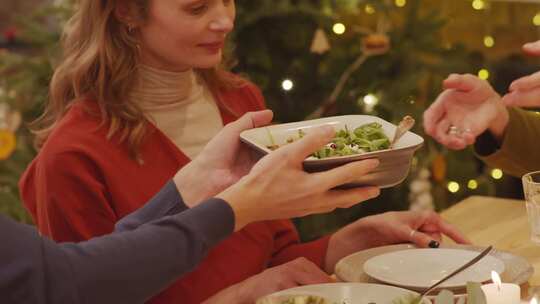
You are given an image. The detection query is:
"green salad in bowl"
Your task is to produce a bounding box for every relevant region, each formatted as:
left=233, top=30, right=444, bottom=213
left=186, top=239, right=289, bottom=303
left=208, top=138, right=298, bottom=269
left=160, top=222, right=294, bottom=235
left=267, top=123, right=391, bottom=159
left=256, top=294, right=334, bottom=304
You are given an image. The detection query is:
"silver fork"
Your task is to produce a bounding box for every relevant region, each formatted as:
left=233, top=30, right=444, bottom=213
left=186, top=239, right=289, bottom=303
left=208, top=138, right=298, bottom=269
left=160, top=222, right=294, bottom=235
left=418, top=245, right=494, bottom=299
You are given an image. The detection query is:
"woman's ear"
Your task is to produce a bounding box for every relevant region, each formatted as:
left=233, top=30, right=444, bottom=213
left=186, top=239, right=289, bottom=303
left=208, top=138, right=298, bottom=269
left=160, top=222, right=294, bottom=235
left=114, top=0, right=140, bottom=28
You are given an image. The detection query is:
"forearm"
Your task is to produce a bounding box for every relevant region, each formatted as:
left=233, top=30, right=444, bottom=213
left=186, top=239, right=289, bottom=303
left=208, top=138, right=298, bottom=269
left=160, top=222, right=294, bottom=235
left=61, top=198, right=234, bottom=304
left=114, top=180, right=187, bottom=232
left=271, top=237, right=331, bottom=272
left=0, top=216, right=76, bottom=304
left=475, top=107, right=540, bottom=176
left=203, top=281, right=246, bottom=304
left=325, top=216, right=392, bottom=273
left=0, top=198, right=234, bottom=304
left=486, top=99, right=510, bottom=142
left=325, top=229, right=372, bottom=273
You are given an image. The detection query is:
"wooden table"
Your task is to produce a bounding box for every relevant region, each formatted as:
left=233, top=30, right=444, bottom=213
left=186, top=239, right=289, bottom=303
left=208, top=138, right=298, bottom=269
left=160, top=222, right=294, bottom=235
left=441, top=195, right=540, bottom=289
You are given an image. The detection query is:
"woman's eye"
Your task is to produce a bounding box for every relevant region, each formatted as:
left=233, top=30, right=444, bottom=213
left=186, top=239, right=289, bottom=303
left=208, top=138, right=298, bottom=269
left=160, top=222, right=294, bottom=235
left=190, top=4, right=208, bottom=15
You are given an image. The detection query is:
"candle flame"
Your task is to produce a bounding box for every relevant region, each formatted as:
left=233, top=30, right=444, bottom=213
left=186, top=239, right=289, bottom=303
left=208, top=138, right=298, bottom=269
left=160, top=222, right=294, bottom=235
left=491, top=270, right=502, bottom=289
left=531, top=298, right=538, bottom=304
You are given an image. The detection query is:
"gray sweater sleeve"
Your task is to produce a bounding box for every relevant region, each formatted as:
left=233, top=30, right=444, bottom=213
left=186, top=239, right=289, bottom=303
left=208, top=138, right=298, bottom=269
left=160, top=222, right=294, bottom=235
left=114, top=180, right=188, bottom=232
left=0, top=182, right=235, bottom=304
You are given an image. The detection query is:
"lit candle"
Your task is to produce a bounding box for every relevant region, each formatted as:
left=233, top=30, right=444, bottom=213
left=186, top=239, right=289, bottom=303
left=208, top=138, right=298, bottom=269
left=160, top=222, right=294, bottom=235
left=481, top=271, right=521, bottom=304
left=523, top=297, right=539, bottom=304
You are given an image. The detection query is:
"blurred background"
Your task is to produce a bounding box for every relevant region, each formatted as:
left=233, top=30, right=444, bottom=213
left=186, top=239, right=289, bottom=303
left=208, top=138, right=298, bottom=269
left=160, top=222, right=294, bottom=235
left=0, top=0, right=539, bottom=240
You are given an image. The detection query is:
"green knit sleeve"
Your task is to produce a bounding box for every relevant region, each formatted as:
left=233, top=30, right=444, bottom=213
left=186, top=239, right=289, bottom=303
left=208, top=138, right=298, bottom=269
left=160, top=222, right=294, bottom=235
left=476, top=107, right=540, bottom=177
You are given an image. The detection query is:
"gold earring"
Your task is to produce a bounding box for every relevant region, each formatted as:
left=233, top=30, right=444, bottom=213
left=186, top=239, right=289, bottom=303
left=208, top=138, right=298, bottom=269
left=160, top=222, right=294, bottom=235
left=127, top=24, right=135, bottom=33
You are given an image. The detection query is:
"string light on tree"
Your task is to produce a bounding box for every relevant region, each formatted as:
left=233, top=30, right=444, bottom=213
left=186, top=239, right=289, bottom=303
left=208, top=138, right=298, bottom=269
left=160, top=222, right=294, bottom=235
left=332, top=23, right=346, bottom=35
left=491, top=169, right=503, bottom=180
left=281, top=79, right=294, bottom=92
left=363, top=94, right=378, bottom=105
left=448, top=181, right=460, bottom=193
left=472, top=0, right=486, bottom=10
left=483, top=35, right=495, bottom=48
left=478, top=69, right=490, bottom=80
left=533, top=12, right=540, bottom=26
left=468, top=179, right=478, bottom=190
left=362, top=94, right=379, bottom=112
left=365, top=4, right=375, bottom=14
left=395, top=0, right=407, bottom=7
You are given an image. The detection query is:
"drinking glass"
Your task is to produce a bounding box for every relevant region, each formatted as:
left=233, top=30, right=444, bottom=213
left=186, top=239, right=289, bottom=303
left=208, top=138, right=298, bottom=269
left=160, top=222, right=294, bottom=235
left=522, top=171, right=540, bottom=244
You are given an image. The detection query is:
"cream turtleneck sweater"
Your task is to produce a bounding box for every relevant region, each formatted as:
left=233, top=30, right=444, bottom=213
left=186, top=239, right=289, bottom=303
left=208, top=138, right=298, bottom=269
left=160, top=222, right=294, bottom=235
left=129, top=65, right=222, bottom=159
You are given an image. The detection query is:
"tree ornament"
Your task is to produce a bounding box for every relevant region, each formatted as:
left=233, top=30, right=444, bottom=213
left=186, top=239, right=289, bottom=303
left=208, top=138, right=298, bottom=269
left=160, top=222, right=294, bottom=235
left=362, top=33, right=391, bottom=55
left=432, top=153, right=447, bottom=182
left=0, top=103, right=21, bottom=160
left=310, top=28, right=331, bottom=55
left=3, top=26, right=18, bottom=44
left=0, top=130, right=16, bottom=160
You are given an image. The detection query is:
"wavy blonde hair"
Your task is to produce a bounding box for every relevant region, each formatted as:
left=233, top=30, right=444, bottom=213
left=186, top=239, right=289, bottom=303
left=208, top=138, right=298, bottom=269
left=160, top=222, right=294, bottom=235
left=33, top=0, right=242, bottom=160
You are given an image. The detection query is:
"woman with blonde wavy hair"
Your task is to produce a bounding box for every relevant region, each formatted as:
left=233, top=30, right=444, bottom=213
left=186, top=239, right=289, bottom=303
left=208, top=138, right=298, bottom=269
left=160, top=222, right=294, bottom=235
left=19, top=0, right=469, bottom=303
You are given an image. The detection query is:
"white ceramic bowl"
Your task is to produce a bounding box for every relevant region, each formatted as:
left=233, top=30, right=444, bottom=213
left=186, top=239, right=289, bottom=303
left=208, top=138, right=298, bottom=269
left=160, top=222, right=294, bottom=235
left=240, top=115, right=424, bottom=188
left=256, top=282, right=431, bottom=304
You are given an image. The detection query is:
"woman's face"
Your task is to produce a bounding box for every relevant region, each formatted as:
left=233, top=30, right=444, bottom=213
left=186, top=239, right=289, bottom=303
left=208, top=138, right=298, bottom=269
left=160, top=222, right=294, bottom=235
left=137, top=0, right=235, bottom=71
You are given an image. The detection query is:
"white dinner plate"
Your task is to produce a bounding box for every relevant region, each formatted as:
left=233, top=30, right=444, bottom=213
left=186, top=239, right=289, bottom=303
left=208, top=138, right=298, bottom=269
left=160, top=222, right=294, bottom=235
left=256, top=282, right=431, bottom=304
left=362, top=248, right=505, bottom=290
left=335, top=244, right=533, bottom=288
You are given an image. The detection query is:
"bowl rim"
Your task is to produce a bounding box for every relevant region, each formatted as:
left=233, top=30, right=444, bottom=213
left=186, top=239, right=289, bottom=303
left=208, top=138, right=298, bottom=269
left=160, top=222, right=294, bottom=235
left=257, top=282, right=431, bottom=304
left=240, top=114, right=424, bottom=164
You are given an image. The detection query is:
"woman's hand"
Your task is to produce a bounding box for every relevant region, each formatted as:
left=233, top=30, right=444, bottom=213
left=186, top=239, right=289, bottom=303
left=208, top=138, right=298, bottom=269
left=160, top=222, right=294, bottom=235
left=218, top=125, right=381, bottom=231
left=174, top=110, right=274, bottom=207
left=203, top=258, right=333, bottom=304
left=324, top=210, right=470, bottom=273
left=423, top=74, right=509, bottom=149
left=503, top=40, right=540, bottom=108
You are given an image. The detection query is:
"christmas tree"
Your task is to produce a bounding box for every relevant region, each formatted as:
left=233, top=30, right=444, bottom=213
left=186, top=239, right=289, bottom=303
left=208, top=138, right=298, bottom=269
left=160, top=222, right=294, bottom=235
left=234, top=0, right=491, bottom=239
left=0, top=0, right=537, bottom=239
left=0, top=3, right=74, bottom=222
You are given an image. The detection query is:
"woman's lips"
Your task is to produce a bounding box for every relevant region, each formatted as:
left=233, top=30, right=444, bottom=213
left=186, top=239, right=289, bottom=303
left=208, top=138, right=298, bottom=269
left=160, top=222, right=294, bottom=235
left=199, top=41, right=224, bottom=53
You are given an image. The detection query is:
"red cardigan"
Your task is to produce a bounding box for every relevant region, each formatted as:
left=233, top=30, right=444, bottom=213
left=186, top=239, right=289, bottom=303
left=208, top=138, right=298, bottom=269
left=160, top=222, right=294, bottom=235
left=20, top=82, right=330, bottom=304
